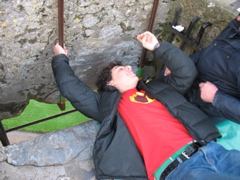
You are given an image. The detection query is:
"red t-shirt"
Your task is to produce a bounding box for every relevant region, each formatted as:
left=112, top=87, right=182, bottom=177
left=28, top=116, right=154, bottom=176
left=118, top=88, right=194, bottom=180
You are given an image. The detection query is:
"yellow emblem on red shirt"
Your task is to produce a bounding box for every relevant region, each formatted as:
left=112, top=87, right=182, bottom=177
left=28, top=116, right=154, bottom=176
left=129, top=91, right=155, bottom=104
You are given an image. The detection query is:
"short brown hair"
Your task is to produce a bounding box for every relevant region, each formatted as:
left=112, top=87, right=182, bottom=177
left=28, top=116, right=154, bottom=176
left=96, top=61, right=122, bottom=92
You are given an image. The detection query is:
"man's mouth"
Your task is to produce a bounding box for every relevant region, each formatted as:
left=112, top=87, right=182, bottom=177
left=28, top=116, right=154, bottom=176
left=127, top=72, right=135, bottom=76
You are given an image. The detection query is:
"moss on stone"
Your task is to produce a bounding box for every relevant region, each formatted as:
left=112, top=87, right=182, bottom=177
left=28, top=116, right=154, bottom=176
left=17, top=5, right=25, bottom=11
left=28, top=37, right=37, bottom=44
left=18, top=38, right=27, bottom=45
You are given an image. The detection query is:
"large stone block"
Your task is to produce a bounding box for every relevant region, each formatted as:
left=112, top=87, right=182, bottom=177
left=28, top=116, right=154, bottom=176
left=0, top=120, right=98, bottom=180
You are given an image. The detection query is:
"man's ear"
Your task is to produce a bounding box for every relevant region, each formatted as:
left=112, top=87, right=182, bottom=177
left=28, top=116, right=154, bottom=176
left=107, top=80, right=115, bottom=87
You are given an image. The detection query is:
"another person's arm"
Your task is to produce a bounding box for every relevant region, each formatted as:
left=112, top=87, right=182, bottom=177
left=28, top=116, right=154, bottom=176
left=200, top=81, right=240, bottom=123
left=196, top=15, right=240, bottom=122
left=213, top=91, right=240, bottom=123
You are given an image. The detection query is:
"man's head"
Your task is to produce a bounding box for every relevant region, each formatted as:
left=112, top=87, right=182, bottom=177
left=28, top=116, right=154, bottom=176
left=96, top=61, right=139, bottom=93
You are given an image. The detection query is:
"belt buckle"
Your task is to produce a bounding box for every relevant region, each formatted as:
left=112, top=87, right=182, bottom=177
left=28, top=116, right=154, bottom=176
left=182, top=149, right=190, bottom=159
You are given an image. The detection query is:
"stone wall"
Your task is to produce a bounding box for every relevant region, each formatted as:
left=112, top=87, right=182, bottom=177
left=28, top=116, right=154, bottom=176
left=0, top=0, right=169, bottom=120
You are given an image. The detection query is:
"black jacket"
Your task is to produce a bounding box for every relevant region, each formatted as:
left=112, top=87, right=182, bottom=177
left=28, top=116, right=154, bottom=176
left=52, top=42, right=221, bottom=180
left=187, top=18, right=240, bottom=123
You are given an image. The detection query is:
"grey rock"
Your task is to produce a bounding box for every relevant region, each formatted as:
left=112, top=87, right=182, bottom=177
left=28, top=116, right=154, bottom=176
left=4, top=121, right=97, bottom=166
left=0, top=120, right=98, bottom=180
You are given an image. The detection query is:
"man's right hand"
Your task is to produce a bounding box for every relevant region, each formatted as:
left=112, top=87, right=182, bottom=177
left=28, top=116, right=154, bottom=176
left=54, top=43, right=68, bottom=56
left=199, top=81, right=218, bottom=103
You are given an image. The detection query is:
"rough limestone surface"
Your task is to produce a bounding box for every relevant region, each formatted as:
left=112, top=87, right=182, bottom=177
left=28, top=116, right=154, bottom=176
left=0, top=120, right=98, bottom=180
left=165, top=0, right=238, bottom=48
left=0, top=0, right=168, bottom=120
left=0, top=0, right=240, bottom=179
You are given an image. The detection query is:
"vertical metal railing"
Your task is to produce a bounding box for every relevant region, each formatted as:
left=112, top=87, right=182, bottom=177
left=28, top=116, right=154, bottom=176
left=137, top=0, right=159, bottom=78
left=57, top=0, right=66, bottom=111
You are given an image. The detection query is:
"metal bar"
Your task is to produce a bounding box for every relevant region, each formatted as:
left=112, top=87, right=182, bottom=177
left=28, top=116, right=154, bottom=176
left=189, top=22, right=212, bottom=55
left=166, top=22, right=201, bottom=51
left=0, top=121, right=10, bottom=146
left=5, top=109, right=77, bottom=133
left=147, top=0, right=159, bottom=32
left=57, top=0, right=66, bottom=111
left=138, top=0, right=159, bottom=78
left=179, top=16, right=200, bottom=50
left=166, top=7, right=182, bottom=43
left=58, top=0, right=64, bottom=47
left=195, top=22, right=212, bottom=45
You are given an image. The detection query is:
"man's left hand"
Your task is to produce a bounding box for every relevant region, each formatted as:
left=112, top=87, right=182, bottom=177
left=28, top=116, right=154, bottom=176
left=137, top=31, right=159, bottom=51
left=199, top=81, right=218, bottom=103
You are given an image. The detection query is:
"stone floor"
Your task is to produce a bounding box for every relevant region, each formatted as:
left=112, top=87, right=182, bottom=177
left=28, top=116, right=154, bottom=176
left=0, top=131, right=40, bottom=147
left=0, top=121, right=97, bottom=180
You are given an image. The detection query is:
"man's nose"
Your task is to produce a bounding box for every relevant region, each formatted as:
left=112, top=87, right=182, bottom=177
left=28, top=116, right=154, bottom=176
left=125, top=65, right=131, bottom=70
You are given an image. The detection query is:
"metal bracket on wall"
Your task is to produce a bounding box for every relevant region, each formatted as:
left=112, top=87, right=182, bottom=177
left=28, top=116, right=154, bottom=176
left=166, top=7, right=212, bottom=54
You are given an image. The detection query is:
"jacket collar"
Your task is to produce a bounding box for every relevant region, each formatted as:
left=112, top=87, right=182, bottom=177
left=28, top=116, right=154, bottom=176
left=228, top=18, right=240, bottom=39
left=105, top=85, right=118, bottom=92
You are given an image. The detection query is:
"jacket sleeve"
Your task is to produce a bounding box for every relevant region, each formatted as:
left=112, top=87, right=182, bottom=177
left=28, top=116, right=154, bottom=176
left=213, top=91, right=240, bottom=124
left=52, top=54, right=101, bottom=120
left=209, top=18, right=240, bottom=123
left=153, top=41, right=198, bottom=94
left=189, top=50, right=201, bottom=65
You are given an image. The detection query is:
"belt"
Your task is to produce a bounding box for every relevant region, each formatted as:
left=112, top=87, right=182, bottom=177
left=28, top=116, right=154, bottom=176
left=159, top=142, right=202, bottom=180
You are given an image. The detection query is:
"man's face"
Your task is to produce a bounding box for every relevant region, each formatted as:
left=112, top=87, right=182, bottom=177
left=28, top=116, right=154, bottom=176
left=108, top=65, right=139, bottom=93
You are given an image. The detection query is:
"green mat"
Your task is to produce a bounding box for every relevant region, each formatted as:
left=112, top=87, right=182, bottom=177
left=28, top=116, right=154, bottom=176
left=216, top=120, right=240, bottom=150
